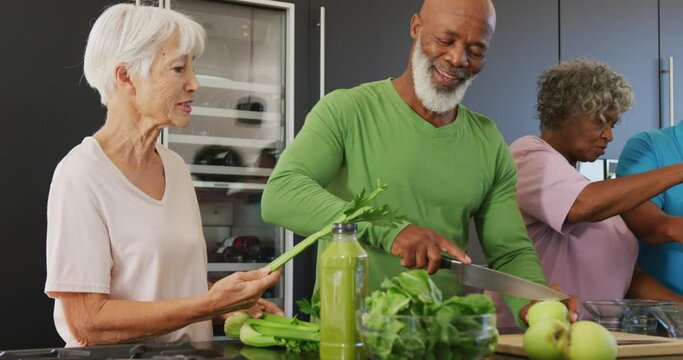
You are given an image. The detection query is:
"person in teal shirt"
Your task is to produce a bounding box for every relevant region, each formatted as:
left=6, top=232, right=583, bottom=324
left=262, top=0, right=565, bottom=326
left=617, top=122, right=683, bottom=302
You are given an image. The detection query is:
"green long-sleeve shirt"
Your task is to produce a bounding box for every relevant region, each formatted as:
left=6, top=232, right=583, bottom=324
left=262, top=79, right=546, bottom=325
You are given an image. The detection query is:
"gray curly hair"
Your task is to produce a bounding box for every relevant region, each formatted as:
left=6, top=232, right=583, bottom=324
left=537, top=59, right=633, bottom=132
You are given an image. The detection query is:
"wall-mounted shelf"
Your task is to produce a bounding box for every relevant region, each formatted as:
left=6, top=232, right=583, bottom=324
left=168, top=133, right=279, bottom=149
left=196, top=74, right=282, bottom=94
left=189, top=164, right=273, bottom=177
left=192, top=181, right=267, bottom=190
left=192, top=106, right=281, bottom=123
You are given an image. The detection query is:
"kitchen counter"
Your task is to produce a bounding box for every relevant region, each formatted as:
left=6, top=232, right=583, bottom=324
left=3, top=338, right=681, bottom=360
left=186, top=339, right=683, bottom=360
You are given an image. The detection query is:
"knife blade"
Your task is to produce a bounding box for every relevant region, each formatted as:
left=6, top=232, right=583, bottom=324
left=439, top=257, right=568, bottom=300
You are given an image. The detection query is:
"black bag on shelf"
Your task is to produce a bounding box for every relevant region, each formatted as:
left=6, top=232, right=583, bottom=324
left=193, top=145, right=244, bottom=182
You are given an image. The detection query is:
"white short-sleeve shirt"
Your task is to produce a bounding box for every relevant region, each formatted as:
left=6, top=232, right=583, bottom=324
left=45, top=137, right=212, bottom=346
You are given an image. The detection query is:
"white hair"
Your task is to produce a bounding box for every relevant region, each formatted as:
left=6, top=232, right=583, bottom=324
left=83, top=3, right=206, bottom=106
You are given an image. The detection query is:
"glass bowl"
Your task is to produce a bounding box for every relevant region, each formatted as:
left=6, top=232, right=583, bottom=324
left=583, top=299, right=673, bottom=335
left=356, top=312, right=497, bottom=360
left=651, top=303, right=683, bottom=338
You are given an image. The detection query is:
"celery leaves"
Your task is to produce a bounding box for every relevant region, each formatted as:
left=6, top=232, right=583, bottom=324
left=267, top=179, right=404, bottom=272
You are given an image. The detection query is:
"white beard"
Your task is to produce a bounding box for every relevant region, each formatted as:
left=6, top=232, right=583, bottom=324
left=411, top=36, right=475, bottom=114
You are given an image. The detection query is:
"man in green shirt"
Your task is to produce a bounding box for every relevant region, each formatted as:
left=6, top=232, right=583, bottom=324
left=262, top=0, right=549, bottom=325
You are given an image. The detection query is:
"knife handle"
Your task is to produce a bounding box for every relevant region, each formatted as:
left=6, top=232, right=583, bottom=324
left=439, top=257, right=464, bottom=283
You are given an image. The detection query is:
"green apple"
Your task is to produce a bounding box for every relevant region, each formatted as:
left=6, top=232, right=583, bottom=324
left=528, top=301, right=570, bottom=326
left=567, top=321, right=617, bottom=360
left=523, top=318, right=569, bottom=360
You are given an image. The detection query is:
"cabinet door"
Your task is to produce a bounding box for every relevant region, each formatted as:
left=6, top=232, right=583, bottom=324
left=462, top=0, right=559, bottom=144
left=660, top=0, right=683, bottom=127
left=312, top=0, right=420, bottom=96
left=560, top=0, right=659, bottom=159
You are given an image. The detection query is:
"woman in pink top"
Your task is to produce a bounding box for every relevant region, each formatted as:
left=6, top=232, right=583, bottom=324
left=494, top=59, right=683, bottom=328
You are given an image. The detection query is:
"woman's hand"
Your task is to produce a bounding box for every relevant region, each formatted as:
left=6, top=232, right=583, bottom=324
left=248, top=298, right=284, bottom=318
left=208, top=267, right=282, bottom=314
left=217, top=299, right=284, bottom=323
left=518, top=284, right=579, bottom=325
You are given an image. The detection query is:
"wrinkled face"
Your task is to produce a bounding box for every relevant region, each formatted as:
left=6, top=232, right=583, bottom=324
left=410, top=1, right=494, bottom=112
left=132, top=35, right=199, bottom=128
left=557, top=110, right=620, bottom=164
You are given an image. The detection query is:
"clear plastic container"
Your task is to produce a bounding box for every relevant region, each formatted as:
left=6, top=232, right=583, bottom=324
left=583, top=299, right=673, bottom=335
left=651, top=303, right=683, bottom=338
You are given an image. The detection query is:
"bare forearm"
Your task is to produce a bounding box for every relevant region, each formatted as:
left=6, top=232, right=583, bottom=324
left=627, top=268, right=683, bottom=302
left=568, top=163, right=683, bottom=222
left=61, top=294, right=216, bottom=345
left=57, top=268, right=280, bottom=345
left=622, top=201, right=683, bottom=245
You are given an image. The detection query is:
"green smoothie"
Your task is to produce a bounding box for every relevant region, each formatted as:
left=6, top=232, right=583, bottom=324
left=319, top=223, right=368, bottom=360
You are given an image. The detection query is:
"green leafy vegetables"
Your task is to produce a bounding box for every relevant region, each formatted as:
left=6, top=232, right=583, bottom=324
left=267, top=179, right=404, bottom=272
left=359, top=270, right=499, bottom=360
left=295, top=291, right=320, bottom=319
left=224, top=313, right=320, bottom=353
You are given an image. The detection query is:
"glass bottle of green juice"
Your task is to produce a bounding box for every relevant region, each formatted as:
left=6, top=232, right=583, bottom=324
left=319, top=222, right=368, bottom=360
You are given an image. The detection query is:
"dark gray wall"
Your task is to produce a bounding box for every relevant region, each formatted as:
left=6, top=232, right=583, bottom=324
left=0, top=0, right=117, bottom=349
left=310, top=0, right=419, bottom=94
left=560, top=0, right=660, bottom=159
left=463, top=0, right=559, bottom=143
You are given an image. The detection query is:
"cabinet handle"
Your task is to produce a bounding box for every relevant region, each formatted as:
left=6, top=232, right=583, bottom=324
left=319, top=7, right=326, bottom=100
left=663, top=57, right=675, bottom=127
left=669, top=56, right=675, bottom=127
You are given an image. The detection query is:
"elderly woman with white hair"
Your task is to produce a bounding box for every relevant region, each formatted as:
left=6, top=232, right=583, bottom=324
left=44, top=4, right=281, bottom=347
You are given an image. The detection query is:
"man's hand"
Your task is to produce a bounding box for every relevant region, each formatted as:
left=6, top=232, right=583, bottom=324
left=518, top=284, right=579, bottom=325
left=390, top=224, right=471, bottom=274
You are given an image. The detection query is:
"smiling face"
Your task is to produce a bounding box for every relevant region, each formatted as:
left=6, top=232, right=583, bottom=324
left=554, top=109, right=620, bottom=164
left=131, top=34, right=199, bottom=128
left=409, top=0, right=495, bottom=112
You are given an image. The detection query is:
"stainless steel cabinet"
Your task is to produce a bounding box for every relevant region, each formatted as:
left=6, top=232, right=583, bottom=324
left=165, top=0, right=295, bottom=316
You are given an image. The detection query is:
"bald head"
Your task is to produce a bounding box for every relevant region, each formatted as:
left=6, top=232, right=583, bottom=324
left=397, top=0, right=496, bottom=115
left=419, top=0, right=496, bottom=33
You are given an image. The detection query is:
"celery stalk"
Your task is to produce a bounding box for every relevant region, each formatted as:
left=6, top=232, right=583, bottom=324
left=246, top=318, right=320, bottom=342
left=267, top=179, right=404, bottom=272
left=239, top=323, right=281, bottom=348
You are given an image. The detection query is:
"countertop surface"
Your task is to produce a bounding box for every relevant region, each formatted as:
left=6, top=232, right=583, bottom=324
left=196, top=339, right=683, bottom=360
left=3, top=337, right=681, bottom=359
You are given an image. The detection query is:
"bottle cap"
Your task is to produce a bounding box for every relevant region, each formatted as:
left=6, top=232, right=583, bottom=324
left=332, top=222, right=357, bottom=234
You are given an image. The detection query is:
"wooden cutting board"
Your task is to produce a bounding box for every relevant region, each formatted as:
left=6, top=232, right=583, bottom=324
left=496, top=332, right=683, bottom=358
